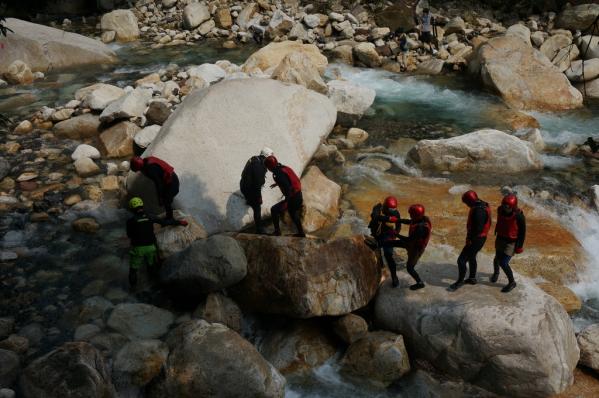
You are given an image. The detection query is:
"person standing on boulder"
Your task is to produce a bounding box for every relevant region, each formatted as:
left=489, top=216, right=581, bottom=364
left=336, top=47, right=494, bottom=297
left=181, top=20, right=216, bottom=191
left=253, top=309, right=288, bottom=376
left=450, top=190, right=491, bottom=291
left=264, top=156, right=306, bottom=237
left=240, top=147, right=274, bottom=234
left=491, top=194, right=526, bottom=293
left=368, top=196, right=402, bottom=287
left=130, top=156, right=187, bottom=225
left=415, top=8, right=436, bottom=54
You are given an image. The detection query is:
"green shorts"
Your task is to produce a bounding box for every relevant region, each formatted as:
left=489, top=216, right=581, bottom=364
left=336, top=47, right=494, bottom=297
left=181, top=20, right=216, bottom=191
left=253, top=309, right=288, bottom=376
left=129, top=245, right=158, bottom=269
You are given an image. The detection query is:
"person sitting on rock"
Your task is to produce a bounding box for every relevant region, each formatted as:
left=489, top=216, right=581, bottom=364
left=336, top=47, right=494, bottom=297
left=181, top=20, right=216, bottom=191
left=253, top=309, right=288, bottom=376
left=264, top=156, right=306, bottom=237
left=130, top=155, right=186, bottom=225
left=368, top=196, right=402, bottom=287
left=240, top=147, right=273, bottom=234
left=450, top=190, right=492, bottom=291
left=491, top=194, right=526, bottom=293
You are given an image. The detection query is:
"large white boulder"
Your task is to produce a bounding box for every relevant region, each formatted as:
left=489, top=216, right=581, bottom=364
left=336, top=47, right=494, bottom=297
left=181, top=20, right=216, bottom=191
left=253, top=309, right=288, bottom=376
left=540, top=34, right=578, bottom=72
left=271, top=52, right=328, bottom=94
left=127, top=78, right=336, bottom=234
left=100, top=10, right=140, bottom=42
left=183, top=3, right=211, bottom=29
left=326, top=79, right=376, bottom=122
left=408, top=129, right=543, bottom=172
left=374, top=262, right=579, bottom=397
left=99, top=88, right=152, bottom=123
left=580, top=35, right=599, bottom=60
left=0, top=19, right=116, bottom=74
left=242, top=41, right=328, bottom=75
left=556, top=4, right=599, bottom=30
left=75, top=83, right=125, bottom=111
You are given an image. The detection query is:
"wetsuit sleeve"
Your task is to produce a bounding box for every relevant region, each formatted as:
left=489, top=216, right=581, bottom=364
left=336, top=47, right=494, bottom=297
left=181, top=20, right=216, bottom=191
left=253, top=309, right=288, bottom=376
left=516, top=212, right=526, bottom=249
left=144, top=164, right=166, bottom=201
left=126, top=217, right=134, bottom=240
left=467, top=206, right=487, bottom=239
left=274, top=169, right=292, bottom=197
left=400, top=224, right=427, bottom=242
left=252, top=159, right=266, bottom=188
left=399, top=219, right=411, bottom=225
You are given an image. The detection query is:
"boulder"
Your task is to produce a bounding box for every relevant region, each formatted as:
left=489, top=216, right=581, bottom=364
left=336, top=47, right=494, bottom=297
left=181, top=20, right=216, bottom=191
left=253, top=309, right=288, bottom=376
left=332, top=313, right=368, bottom=344
left=149, top=320, right=285, bottom=398
left=300, top=166, right=340, bottom=232
left=408, top=129, right=542, bottom=173
left=160, top=235, right=247, bottom=299
left=541, top=34, right=578, bottom=72
left=537, top=282, right=581, bottom=314
left=183, top=3, right=210, bottom=29
left=99, top=121, right=140, bottom=158
left=271, top=52, right=327, bottom=94
left=288, top=23, right=310, bottom=42
left=0, top=349, right=19, bottom=388
left=565, top=59, right=599, bottom=83
left=267, top=10, right=294, bottom=38
left=19, top=342, right=114, bottom=398
left=353, top=42, right=382, bottom=67
left=71, top=144, right=100, bottom=161
left=215, top=8, right=233, bottom=29
left=99, top=88, right=152, bottom=123
left=54, top=114, right=101, bottom=140
left=145, top=101, right=171, bottom=125
left=341, top=331, right=410, bottom=387
left=258, top=320, right=337, bottom=374
left=578, top=324, right=599, bottom=371
left=3, top=60, right=33, bottom=85
left=107, top=303, right=175, bottom=340
left=374, top=5, right=416, bottom=32
left=73, top=158, right=101, bottom=177
left=243, top=41, right=328, bottom=74
left=76, top=83, right=125, bottom=111
left=580, top=35, right=599, bottom=60
left=100, top=10, right=139, bottom=42
left=154, top=213, right=208, bottom=258
left=134, top=125, right=161, bottom=150
left=113, top=340, right=168, bottom=388
left=236, top=3, right=258, bottom=30
left=346, top=127, right=369, bottom=146
left=444, top=17, right=466, bottom=35
left=198, top=20, right=215, bottom=36
left=329, top=45, right=354, bottom=65
left=326, top=79, right=376, bottom=122
left=471, top=36, right=583, bottom=111
left=0, top=318, right=13, bottom=341
left=416, top=58, right=445, bottom=75
left=194, top=292, right=242, bottom=332
left=374, top=263, right=579, bottom=397
left=556, top=4, right=599, bottom=30
left=578, top=77, right=599, bottom=99
left=506, top=24, right=531, bottom=46
left=13, top=120, right=33, bottom=134
left=531, top=31, right=546, bottom=47
left=230, top=235, right=380, bottom=318
left=0, top=19, right=116, bottom=75
left=51, top=108, right=74, bottom=122
left=187, top=63, right=226, bottom=84
left=127, top=78, right=336, bottom=234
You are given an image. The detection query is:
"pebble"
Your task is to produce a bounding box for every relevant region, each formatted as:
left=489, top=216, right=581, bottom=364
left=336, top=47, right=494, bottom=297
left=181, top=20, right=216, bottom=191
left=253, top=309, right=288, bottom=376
left=16, top=172, right=38, bottom=182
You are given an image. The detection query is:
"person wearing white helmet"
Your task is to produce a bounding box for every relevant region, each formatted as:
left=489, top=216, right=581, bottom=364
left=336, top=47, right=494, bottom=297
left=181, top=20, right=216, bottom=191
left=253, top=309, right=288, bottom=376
left=240, top=147, right=274, bottom=234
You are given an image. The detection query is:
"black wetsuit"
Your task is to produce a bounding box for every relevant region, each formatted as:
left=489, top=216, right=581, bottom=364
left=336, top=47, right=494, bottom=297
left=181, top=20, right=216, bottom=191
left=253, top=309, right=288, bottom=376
left=271, top=166, right=304, bottom=236
left=456, top=200, right=490, bottom=283
left=126, top=211, right=168, bottom=286
left=369, top=204, right=402, bottom=283
left=493, top=208, right=526, bottom=285
left=141, top=163, right=179, bottom=220
left=240, top=155, right=267, bottom=233
left=390, top=217, right=431, bottom=284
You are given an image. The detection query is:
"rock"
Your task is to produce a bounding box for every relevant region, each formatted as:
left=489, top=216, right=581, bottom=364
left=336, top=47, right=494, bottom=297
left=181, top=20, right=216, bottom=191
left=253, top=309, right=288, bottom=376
left=194, top=293, right=242, bottom=332
left=107, top=303, right=175, bottom=340
left=531, top=31, right=546, bottom=47
left=99, top=88, right=152, bottom=123
left=329, top=45, right=354, bottom=65
left=101, top=30, right=115, bottom=43
left=160, top=235, right=247, bottom=299
left=145, top=101, right=171, bottom=125
left=506, top=24, right=531, bottom=46
left=341, top=331, right=410, bottom=387
left=288, top=23, right=310, bottom=42
left=134, top=125, right=161, bottom=150
left=332, top=313, right=368, bottom=344
left=236, top=3, right=258, bottom=30
left=127, top=78, right=336, bottom=234
left=346, top=127, right=369, bottom=146
left=183, top=3, right=210, bottom=29
left=268, top=10, right=294, bottom=38
left=0, top=388, right=15, bottom=398
left=74, top=324, right=101, bottom=341
left=374, top=263, right=579, bottom=397
left=578, top=324, right=599, bottom=371
left=162, top=0, right=177, bottom=7
left=230, top=235, right=379, bottom=318
left=565, top=59, right=599, bottom=83
left=409, top=129, right=542, bottom=173
left=556, top=4, right=599, bottom=30
left=0, top=335, right=28, bottom=354
left=537, top=282, right=581, bottom=314
left=100, top=175, right=119, bottom=191
left=353, top=42, right=381, bottom=67
left=515, top=128, right=545, bottom=152
left=374, top=4, right=416, bottom=32
left=99, top=121, right=140, bottom=158
left=19, top=342, right=114, bottom=398
left=76, top=83, right=124, bottom=111
left=271, top=52, right=327, bottom=94
left=72, top=217, right=100, bottom=233
left=135, top=73, right=160, bottom=87
left=540, top=34, right=572, bottom=62
left=259, top=320, right=337, bottom=374
left=300, top=166, right=340, bottom=233
left=471, top=36, right=583, bottom=111
left=198, top=19, right=215, bottom=35
left=13, top=120, right=32, bottom=134
left=74, top=158, right=101, bottom=177
left=215, top=8, right=233, bottom=29
left=3, top=60, right=33, bottom=85
left=417, top=58, right=444, bottom=75
left=17, top=324, right=43, bottom=347
left=100, top=10, right=139, bottom=42
left=0, top=319, right=14, bottom=340
left=580, top=35, right=599, bottom=60
left=243, top=41, right=328, bottom=75
left=579, top=77, right=599, bottom=99
left=327, top=79, right=376, bottom=122
left=444, top=17, right=466, bottom=35
left=154, top=212, right=208, bottom=258
left=50, top=108, right=74, bottom=122
left=0, top=349, right=19, bottom=388
left=113, top=340, right=168, bottom=388
left=71, top=144, right=100, bottom=161
left=0, top=158, right=8, bottom=181
left=187, top=64, right=226, bottom=84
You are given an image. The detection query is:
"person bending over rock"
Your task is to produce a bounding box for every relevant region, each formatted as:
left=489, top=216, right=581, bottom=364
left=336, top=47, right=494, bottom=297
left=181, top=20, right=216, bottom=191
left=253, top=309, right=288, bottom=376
left=265, top=155, right=305, bottom=237
left=368, top=196, right=402, bottom=287
left=240, top=147, right=273, bottom=234
left=450, top=190, right=492, bottom=291
left=491, top=194, right=526, bottom=293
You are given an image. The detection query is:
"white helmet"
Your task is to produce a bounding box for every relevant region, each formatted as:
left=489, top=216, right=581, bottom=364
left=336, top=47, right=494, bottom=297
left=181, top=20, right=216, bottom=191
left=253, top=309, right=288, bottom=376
left=260, top=147, right=274, bottom=157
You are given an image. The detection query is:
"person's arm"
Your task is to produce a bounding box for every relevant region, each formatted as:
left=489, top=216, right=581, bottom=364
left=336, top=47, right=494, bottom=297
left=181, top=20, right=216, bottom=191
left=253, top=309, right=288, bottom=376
left=515, top=212, right=526, bottom=252
left=467, top=207, right=487, bottom=240
left=399, top=218, right=411, bottom=225
left=145, top=164, right=166, bottom=204
left=126, top=218, right=134, bottom=239
left=274, top=170, right=292, bottom=197
left=252, top=160, right=266, bottom=188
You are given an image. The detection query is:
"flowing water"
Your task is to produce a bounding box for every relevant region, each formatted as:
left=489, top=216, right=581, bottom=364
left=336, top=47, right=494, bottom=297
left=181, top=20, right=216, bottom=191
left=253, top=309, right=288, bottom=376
left=2, top=37, right=599, bottom=396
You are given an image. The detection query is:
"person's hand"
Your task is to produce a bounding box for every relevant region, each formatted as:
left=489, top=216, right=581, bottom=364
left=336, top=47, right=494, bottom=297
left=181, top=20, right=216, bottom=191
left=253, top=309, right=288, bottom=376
left=515, top=247, right=523, bottom=254
left=388, top=216, right=398, bottom=223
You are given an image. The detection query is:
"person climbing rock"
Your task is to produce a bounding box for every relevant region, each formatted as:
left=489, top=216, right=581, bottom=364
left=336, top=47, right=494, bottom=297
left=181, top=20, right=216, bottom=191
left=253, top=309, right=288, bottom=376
left=450, top=190, right=491, bottom=291
left=130, top=155, right=185, bottom=224
left=368, top=196, right=402, bottom=287
left=491, top=194, right=526, bottom=293
left=265, top=155, right=305, bottom=237
left=240, top=147, right=273, bottom=234
left=126, top=197, right=186, bottom=288
left=388, top=204, right=432, bottom=290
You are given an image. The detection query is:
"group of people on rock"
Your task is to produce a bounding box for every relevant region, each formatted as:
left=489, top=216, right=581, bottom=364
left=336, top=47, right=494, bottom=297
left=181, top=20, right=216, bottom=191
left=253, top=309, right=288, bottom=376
left=368, top=190, right=526, bottom=293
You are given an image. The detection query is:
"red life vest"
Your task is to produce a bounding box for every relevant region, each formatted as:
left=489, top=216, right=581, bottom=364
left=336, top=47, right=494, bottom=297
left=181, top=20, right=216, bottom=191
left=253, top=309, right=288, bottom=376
left=280, top=165, right=301, bottom=197
left=495, top=208, right=521, bottom=240
left=409, top=216, right=432, bottom=251
left=145, top=156, right=175, bottom=185
left=467, top=201, right=491, bottom=238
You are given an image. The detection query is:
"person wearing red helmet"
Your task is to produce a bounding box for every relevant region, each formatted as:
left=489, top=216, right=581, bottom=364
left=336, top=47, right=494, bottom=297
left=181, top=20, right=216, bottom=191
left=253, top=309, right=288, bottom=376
left=492, top=194, right=526, bottom=293
left=368, top=196, right=403, bottom=287
left=264, top=156, right=305, bottom=237
left=129, top=156, right=186, bottom=225
left=450, top=190, right=492, bottom=291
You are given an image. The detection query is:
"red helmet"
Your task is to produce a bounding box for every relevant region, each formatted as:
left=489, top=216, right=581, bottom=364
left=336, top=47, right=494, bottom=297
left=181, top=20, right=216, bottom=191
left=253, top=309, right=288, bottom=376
left=502, top=194, right=518, bottom=209
left=383, top=196, right=398, bottom=209
left=264, top=155, right=278, bottom=171
left=409, top=204, right=425, bottom=220
left=461, top=190, right=478, bottom=206
left=130, top=156, right=144, bottom=172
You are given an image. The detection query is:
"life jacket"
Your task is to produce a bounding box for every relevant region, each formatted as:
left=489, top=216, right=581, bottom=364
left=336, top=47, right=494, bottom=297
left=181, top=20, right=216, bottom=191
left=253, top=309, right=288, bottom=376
left=145, top=156, right=174, bottom=185
left=467, top=201, right=492, bottom=238
left=280, top=165, right=301, bottom=197
left=410, top=216, right=432, bottom=251
left=495, top=207, right=521, bottom=240
left=368, top=204, right=400, bottom=241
